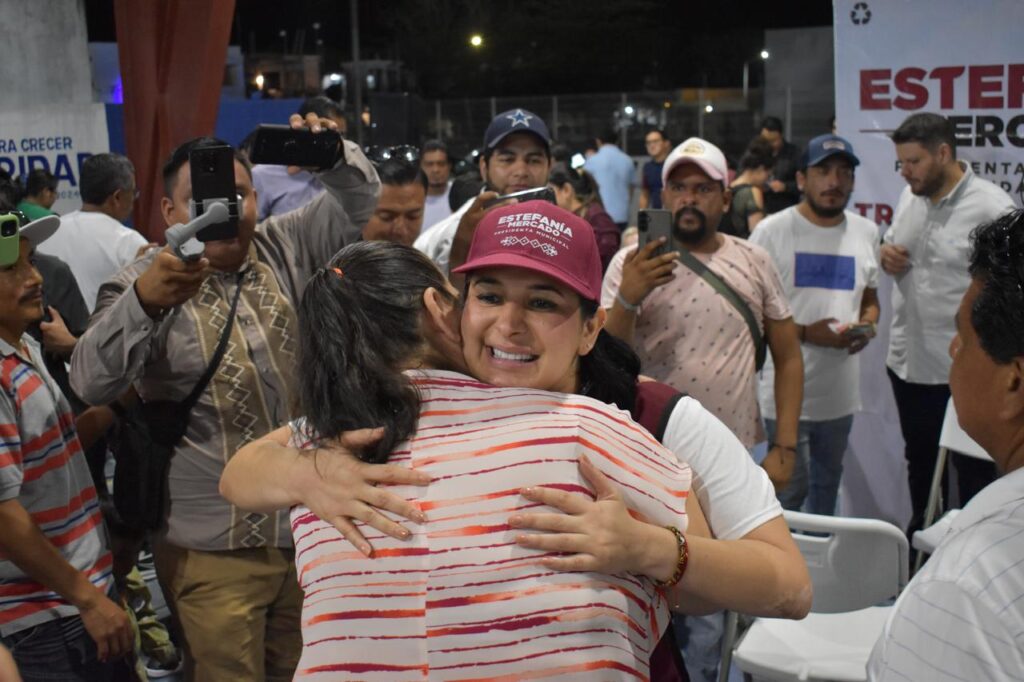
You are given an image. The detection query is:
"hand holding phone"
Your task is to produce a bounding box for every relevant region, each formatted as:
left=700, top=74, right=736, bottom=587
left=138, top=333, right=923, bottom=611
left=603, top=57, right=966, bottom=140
left=248, top=124, right=343, bottom=170
left=638, top=209, right=673, bottom=258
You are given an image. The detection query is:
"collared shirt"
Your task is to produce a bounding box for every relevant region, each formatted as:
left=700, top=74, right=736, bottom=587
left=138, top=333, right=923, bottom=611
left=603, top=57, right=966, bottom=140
left=585, top=144, right=636, bottom=223
left=868, top=466, right=1024, bottom=681
left=36, top=210, right=149, bottom=313
left=290, top=370, right=690, bottom=680
left=885, top=163, right=1015, bottom=384
left=413, top=195, right=474, bottom=275
left=602, top=236, right=792, bottom=447
left=0, top=335, right=111, bottom=636
left=252, top=164, right=325, bottom=221
left=69, top=140, right=379, bottom=552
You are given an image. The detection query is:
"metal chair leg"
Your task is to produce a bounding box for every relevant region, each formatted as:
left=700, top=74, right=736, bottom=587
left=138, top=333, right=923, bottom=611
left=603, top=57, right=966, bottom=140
left=718, top=610, right=738, bottom=682
left=915, top=446, right=949, bottom=573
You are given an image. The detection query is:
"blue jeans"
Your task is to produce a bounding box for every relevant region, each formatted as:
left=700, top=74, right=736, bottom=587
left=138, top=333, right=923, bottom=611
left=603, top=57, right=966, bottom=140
left=765, top=415, right=854, bottom=515
left=1, top=615, right=117, bottom=682
left=672, top=611, right=724, bottom=682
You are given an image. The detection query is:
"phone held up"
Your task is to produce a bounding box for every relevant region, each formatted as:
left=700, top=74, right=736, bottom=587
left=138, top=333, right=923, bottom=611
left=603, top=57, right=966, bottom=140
left=482, top=186, right=557, bottom=209
left=188, top=145, right=240, bottom=242
left=248, top=124, right=344, bottom=170
left=0, top=213, right=20, bottom=267
left=638, top=209, right=673, bottom=257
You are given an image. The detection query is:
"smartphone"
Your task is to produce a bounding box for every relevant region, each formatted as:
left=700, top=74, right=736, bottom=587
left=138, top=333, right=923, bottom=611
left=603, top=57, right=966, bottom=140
left=638, top=209, right=673, bottom=257
left=0, top=213, right=20, bottom=267
left=189, top=144, right=239, bottom=242
left=248, top=124, right=343, bottom=170
left=483, top=186, right=557, bottom=209
left=844, top=323, right=875, bottom=337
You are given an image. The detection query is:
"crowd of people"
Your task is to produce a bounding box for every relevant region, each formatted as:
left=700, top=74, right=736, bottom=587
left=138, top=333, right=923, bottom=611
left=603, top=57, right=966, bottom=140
left=0, top=93, right=1021, bottom=682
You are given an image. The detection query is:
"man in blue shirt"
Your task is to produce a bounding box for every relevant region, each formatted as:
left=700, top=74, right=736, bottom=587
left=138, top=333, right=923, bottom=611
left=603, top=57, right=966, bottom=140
left=639, top=129, right=671, bottom=210
left=584, top=128, right=636, bottom=229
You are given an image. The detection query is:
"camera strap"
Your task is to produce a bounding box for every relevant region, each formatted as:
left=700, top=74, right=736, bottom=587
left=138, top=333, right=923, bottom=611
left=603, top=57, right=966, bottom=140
left=181, top=272, right=245, bottom=413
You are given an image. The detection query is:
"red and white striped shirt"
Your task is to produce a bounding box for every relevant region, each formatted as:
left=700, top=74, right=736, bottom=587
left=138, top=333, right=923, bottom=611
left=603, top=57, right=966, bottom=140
left=289, top=370, right=690, bottom=680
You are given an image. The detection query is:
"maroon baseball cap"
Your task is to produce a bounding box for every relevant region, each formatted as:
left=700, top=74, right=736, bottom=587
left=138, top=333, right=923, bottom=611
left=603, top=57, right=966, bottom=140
left=452, top=200, right=602, bottom=301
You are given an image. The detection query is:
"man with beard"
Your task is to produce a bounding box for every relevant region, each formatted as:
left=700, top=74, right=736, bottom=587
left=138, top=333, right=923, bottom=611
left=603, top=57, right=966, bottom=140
left=881, top=113, right=1015, bottom=540
left=415, top=108, right=551, bottom=275
left=602, top=137, right=803, bottom=682
left=750, top=134, right=880, bottom=515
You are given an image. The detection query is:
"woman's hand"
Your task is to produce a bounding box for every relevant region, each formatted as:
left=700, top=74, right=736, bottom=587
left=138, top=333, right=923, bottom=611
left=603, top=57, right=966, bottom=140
left=296, top=428, right=431, bottom=556
left=508, top=455, right=679, bottom=581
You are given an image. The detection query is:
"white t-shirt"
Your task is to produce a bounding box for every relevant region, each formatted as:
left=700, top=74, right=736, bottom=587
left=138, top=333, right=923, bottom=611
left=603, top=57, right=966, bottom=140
left=750, top=207, right=880, bottom=421
left=422, top=181, right=453, bottom=231
left=414, top=196, right=474, bottom=275
left=36, top=210, right=149, bottom=313
left=662, top=395, right=781, bottom=540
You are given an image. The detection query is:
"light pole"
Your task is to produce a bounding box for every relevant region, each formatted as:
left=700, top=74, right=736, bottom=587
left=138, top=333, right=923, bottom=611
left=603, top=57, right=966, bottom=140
left=742, top=49, right=770, bottom=100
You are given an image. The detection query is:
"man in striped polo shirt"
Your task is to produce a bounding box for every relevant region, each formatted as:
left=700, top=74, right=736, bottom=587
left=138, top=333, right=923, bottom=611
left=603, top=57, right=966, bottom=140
left=869, top=209, right=1024, bottom=680
left=0, top=213, right=132, bottom=680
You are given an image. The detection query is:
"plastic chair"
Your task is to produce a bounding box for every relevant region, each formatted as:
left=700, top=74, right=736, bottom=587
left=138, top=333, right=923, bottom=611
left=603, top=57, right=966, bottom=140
left=728, top=510, right=908, bottom=682
left=913, top=398, right=991, bottom=571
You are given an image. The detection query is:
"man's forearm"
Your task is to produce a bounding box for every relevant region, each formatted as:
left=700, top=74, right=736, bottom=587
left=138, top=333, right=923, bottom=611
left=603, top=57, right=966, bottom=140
left=773, top=351, right=802, bottom=446
left=0, top=499, right=107, bottom=611
left=859, top=287, right=880, bottom=325
left=603, top=304, right=638, bottom=345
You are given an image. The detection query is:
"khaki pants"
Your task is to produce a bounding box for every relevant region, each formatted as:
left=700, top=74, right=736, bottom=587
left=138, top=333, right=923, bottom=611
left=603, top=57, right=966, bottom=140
left=153, top=542, right=302, bottom=682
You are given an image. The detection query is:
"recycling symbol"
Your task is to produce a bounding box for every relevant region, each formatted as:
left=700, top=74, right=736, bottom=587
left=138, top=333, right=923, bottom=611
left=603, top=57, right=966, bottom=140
left=851, top=2, right=871, bottom=25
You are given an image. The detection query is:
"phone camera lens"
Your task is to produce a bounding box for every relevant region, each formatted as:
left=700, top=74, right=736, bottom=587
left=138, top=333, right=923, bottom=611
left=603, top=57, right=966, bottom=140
left=1, top=223, right=16, bottom=237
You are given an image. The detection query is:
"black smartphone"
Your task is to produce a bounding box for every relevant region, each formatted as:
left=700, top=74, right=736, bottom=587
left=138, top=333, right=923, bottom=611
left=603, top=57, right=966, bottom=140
left=189, top=145, right=239, bottom=242
left=248, top=124, right=343, bottom=170
left=638, top=209, right=673, bottom=257
left=483, top=186, right=557, bottom=209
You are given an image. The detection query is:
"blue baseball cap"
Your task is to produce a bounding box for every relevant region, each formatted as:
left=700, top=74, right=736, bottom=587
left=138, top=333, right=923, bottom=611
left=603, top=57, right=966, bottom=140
left=802, top=134, right=860, bottom=168
left=483, top=109, right=551, bottom=151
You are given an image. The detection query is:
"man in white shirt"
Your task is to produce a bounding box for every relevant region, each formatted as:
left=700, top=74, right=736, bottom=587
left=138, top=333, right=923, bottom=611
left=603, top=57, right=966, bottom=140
left=751, top=134, right=880, bottom=515
left=881, top=113, right=1015, bottom=538
left=868, top=208, right=1024, bottom=681
left=420, top=140, right=453, bottom=230
left=36, top=153, right=149, bottom=312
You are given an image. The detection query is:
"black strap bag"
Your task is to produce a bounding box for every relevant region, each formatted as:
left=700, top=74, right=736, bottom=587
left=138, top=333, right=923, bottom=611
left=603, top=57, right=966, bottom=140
left=110, top=277, right=243, bottom=532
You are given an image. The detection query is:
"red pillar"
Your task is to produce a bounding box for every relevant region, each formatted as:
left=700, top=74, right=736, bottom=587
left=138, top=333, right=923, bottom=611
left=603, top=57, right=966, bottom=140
left=114, top=0, right=236, bottom=241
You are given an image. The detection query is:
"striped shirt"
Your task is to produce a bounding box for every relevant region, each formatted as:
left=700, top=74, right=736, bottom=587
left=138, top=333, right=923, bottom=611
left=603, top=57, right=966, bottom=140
left=868, top=466, right=1024, bottom=681
left=289, top=370, right=691, bottom=680
left=0, top=335, right=111, bottom=636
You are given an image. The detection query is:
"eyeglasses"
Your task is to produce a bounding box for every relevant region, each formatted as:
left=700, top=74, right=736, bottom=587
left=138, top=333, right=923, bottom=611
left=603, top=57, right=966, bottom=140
left=364, top=145, right=420, bottom=166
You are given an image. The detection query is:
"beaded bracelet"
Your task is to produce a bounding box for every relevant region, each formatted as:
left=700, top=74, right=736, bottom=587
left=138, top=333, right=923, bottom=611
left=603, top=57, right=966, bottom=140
left=654, top=525, right=689, bottom=589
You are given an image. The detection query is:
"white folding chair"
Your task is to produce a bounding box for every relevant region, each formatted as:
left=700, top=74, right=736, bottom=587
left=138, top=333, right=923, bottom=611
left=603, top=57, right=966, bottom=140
left=728, top=510, right=908, bottom=682
left=913, top=398, right=991, bottom=572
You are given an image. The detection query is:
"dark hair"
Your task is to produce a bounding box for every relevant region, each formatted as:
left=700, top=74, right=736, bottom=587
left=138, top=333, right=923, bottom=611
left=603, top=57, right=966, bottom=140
left=23, top=169, right=57, bottom=197
left=761, top=116, right=784, bottom=133
left=597, top=128, right=618, bottom=145
left=298, top=95, right=344, bottom=120
left=578, top=300, right=640, bottom=411
left=891, top=112, right=957, bottom=158
left=449, top=173, right=484, bottom=212
left=549, top=164, right=601, bottom=209
left=80, top=153, right=134, bottom=205
left=0, top=176, right=18, bottom=211
left=377, top=158, right=428, bottom=190
left=645, top=128, right=668, bottom=142
left=297, top=241, right=454, bottom=463
left=420, top=139, right=449, bottom=160
left=738, top=137, right=775, bottom=172
left=162, top=137, right=252, bottom=198
left=967, top=209, right=1024, bottom=364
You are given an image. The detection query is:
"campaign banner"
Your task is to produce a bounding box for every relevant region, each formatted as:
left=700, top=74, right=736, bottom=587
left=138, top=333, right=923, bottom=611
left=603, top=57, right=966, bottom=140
left=0, top=104, right=110, bottom=215
left=834, top=0, right=1024, bottom=226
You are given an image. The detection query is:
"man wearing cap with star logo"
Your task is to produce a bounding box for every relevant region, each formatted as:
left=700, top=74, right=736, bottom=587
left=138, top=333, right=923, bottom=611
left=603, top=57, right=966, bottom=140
left=415, top=108, right=553, bottom=275
left=750, top=134, right=881, bottom=516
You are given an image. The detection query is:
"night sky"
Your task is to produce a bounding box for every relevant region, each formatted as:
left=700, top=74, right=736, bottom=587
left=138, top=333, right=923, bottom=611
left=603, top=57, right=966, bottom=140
left=85, top=1, right=834, bottom=97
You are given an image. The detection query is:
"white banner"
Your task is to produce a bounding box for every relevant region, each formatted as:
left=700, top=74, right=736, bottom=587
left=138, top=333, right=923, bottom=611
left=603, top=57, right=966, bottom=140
left=0, top=104, right=110, bottom=215
left=835, top=0, right=1024, bottom=223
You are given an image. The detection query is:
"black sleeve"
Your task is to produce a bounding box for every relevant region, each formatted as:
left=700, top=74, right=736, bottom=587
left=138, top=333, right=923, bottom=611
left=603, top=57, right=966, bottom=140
left=36, top=253, right=91, bottom=337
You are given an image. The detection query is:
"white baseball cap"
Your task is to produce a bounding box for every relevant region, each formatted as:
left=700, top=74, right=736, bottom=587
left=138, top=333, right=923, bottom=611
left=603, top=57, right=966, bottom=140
left=661, top=137, right=728, bottom=188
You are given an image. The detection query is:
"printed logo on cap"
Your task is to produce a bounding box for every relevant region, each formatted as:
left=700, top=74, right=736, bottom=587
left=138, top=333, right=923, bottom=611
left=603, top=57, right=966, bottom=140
left=822, top=140, right=847, bottom=151
left=506, top=109, right=534, bottom=128
left=682, top=140, right=706, bottom=155
left=494, top=211, right=575, bottom=260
